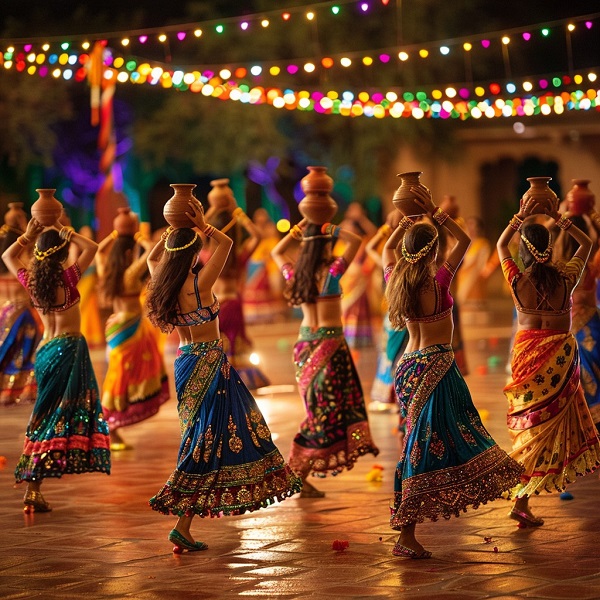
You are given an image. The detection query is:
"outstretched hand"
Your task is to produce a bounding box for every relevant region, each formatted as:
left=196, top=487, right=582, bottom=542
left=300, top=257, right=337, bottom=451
left=185, top=200, right=206, bottom=230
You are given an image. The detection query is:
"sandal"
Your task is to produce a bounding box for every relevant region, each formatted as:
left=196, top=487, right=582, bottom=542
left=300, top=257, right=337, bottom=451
left=392, top=541, right=432, bottom=559
left=23, top=490, right=52, bottom=514
left=168, top=529, right=209, bottom=553
left=509, top=509, right=544, bottom=527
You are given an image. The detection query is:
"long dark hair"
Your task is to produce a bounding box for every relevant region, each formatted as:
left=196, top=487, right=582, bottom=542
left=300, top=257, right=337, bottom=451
left=146, top=228, right=202, bottom=332
left=28, top=230, right=70, bottom=313
left=285, top=223, right=333, bottom=306
left=386, top=223, right=438, bottom=328
left=102, top=235, right=138, bottom=300
left=519, top=223, right=563, bottom=298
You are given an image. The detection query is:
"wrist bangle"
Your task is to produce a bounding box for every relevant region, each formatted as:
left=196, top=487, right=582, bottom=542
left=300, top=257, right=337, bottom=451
left=134, top=232, right=143, bottom=243
left=432, top=207, right=449, bottom=225
left=556, top=215, right=573, bottom=230
left=17, top=235, right=31, bottom=247
left=203, top=224, right=215, bottom=238
left=399, top=217, right=414, bottom=231
left=290, top=225, right=303, bottom=241
left=59, top=226, right=74, bottom=241
left=232, top=207, right=243, bottom=218
left=509, top=215, right=523, bottom=232
left=110, top=229, right=118, bottom=240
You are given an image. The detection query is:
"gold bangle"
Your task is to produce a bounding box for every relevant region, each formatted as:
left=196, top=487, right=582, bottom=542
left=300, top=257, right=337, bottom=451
left=17, top=235, right=31, bottom=247
left=399, top=217, right=414, bottom=231
left=556, top=215, right=573, bottom=230
left=290, top=225, right=303, bottom=240
left=203, top=224, right=215, bottom=238
left=134, top=232, right=143, bottom=243
left=509, top=215, right=523, bottom=232
left=432, top=207, right=449, bottom=225
left=232, top=207, right=244, bottom=219
left=59, top=226, right=74, bottom=241
left=110, top=229, right=118, bottom=239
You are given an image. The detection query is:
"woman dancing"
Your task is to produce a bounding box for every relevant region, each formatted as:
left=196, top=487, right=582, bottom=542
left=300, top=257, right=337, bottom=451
left=497, top=198, right=600, bottom=526
left=146, top=199, right=301, bottom=553
left=384, top=187, right=523, bottom=559
left=2, top=218, right=110, bottom=512
left=96, top=225, right=169, bottom=451
left=0, top=210, right=41, bottom=406
left=271, top=219, right=379, bottom=498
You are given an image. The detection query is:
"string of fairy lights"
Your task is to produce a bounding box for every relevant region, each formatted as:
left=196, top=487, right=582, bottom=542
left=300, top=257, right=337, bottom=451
left=0, top=2, right=598, bottom=120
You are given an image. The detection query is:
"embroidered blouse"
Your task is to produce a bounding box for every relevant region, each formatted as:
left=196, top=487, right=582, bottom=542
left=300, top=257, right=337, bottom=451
left=384, top=261, right=456, bottom=323
left=282, top=257, right=349, bottom=301
left=501, top=256, right=584, bottom=316
left=168, top=272, right=220, bottom=327
left=17, top=263, right=81, bottom=311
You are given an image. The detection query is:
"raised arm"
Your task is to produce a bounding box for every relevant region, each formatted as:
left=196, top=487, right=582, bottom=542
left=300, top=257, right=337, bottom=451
left=412, top=186, right=471, bottom=271
left=232, top=206, right=262, bottom=259
left=322, top=222, right=362, bottom=265
left=271, top=219, right=306, bottom=269
left=96, top=231, right=117, bottom=278
left=186, top=200, right=233, bottom=289
left=1, top=218, right=45, bottom=277
left=547, top=207, right=592, bottom=265
left=497, top=197, right=536, bottom=262
left=55, top=221, right=98, bottom=272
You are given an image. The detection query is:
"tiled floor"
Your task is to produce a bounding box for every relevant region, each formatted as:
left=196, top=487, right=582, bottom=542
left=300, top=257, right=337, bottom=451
left=1, top=304, right=599, bottom=599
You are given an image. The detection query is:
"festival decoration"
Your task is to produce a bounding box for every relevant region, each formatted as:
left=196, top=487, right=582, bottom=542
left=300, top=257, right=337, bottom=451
left=0, top=9, right=597, bottom=121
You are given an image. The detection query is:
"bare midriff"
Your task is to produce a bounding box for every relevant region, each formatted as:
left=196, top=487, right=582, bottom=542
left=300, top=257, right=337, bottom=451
left=405, top=315, right=454, bottom=353
left=300, top=297, right=343, bottom=330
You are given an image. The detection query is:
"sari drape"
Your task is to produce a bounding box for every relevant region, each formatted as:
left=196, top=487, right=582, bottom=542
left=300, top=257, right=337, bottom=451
left=289, top=326, right=379, bottom=478
left=504, top=329, right=600, bottom=497
left=101, top=312, right=169, bottom=428
left=149, top=339, right=301, bottom=517
left=14, top=333, right=110, bottom=481
left=391, top=344, right=523, bottom=528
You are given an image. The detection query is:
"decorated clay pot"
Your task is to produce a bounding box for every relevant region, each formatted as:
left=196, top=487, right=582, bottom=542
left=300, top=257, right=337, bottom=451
left=208, top=179, right=234, bottom=211
left=31, top=189, right=63, bottom=226
left=522, top=177, right=559, bottom=215
left=566, top=179, right=595, bottom=216
left=4, top=202, right=28, bottom=231
left=392, top=172, right=429, bottom=217
left=163, top=184, right=198, bottom=228
left=113, top=207, right=139, bottom=236
left=298, top=166, right=337, bottom=225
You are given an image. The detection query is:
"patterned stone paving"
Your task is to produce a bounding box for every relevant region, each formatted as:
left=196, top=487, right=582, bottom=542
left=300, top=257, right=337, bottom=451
left=1, top=303, right=599, bottom=599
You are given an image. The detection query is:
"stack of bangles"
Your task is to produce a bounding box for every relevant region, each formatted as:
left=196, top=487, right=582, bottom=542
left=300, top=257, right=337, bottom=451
left=203, top=224, right=216, bottom=238
left=59, top=226, right=74, bottom=241
left=290, top=225, right=303, bottom=240
left=17, top=234, right=32, bottom=247
left=432, top=207, right=449, bottom=225
left=509, top=215, right=523, bottom=231
left=134, top=232, right=144, bottom=243
left=320, top=223, right=340, bottom=236
left=555, top=214, right=572, bottom=230
left=399, top=216, right=414, bottom=231
left=232, top=207, right=250, bottom=227
left=589, top=210, right=600, bottom=228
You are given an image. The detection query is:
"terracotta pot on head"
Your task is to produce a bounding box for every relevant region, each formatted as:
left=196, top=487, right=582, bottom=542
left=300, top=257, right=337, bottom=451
left=113, top=207, right=139, bottom=236
left=4, top=202, right=28, bottom=232
left=521, top=177, right=559, bottom=215
left=392, top=172, right=429, bottom=217
left=163, top=184, right=199, bottom=229
left=31, top=189, right=63, bottom=226
left=298, top=166, right=338, bottom=225
left=208, top=179, right=235, bottom=212
left=565, top=179, right=595, bottom=216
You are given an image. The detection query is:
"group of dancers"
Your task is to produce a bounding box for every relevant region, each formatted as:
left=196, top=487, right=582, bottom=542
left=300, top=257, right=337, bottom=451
left=1, top=181, right=599, bottom=558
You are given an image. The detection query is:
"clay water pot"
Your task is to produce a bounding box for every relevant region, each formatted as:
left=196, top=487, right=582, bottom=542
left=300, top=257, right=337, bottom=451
left=298, top=166, right=337, bottom=225
left=522, top=177, right=559, bottom=215
left=4, top=202, right=27, bottom=231
left=565, top=179, right=595, bottom=216
left=163, top=184, right=198, bottom=228
left=392, top=172, right=429, bottom=217
left=31, top=189, right=63, bottom=226
left=208, top=179, right=234, bottom=211
left=113, top=207, right=139, bottom=236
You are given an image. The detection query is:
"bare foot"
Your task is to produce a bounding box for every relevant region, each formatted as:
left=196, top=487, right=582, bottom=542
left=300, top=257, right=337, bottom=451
left=300, top=480, right=325, bottom=498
